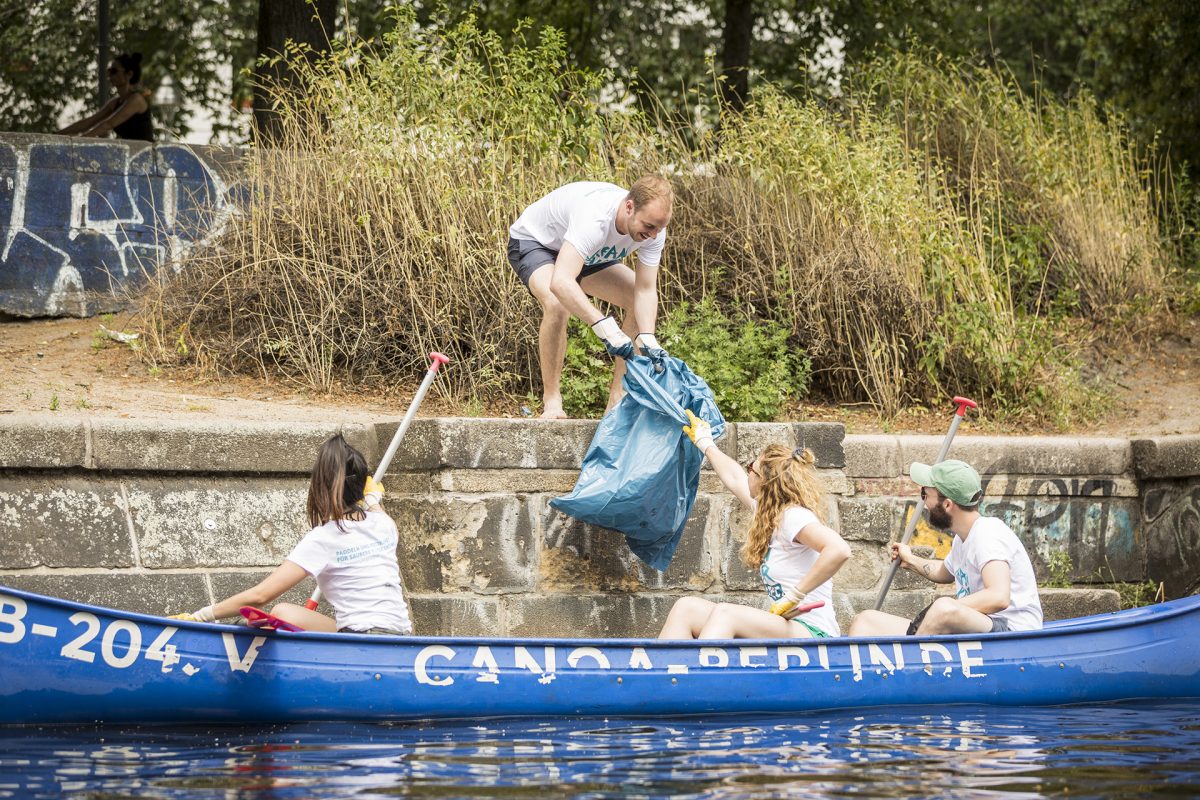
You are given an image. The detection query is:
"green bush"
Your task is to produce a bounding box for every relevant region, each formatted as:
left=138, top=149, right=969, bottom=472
left=560, top=298, right=811, bottom=421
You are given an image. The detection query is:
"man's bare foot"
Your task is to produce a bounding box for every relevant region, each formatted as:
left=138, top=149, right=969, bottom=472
left=540, top=408, right=568, bottom=420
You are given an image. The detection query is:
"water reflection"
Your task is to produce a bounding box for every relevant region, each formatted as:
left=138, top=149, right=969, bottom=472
left=1, top=702, right=1198, bottom=798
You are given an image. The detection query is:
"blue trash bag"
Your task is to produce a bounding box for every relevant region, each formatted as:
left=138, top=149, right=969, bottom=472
left=550, top=354, right=726, bottom=571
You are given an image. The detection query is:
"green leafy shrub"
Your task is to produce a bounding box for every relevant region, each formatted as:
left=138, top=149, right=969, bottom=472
left=559, top=298, right=810, bottom=421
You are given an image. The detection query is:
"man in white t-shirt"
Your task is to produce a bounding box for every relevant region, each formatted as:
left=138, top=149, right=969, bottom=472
left=507, top=176, right=673, bottom=418
left=848, top=459, right=1044, bottom=636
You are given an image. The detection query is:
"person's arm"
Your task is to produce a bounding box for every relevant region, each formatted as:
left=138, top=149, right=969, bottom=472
left=58, top=98, right=120, bottom=135
left=957, top=559, right=1012, bottom=615
left=631, top=260, right=658, bottom=334
left=172, top=560, right=310, bottom=622
left=549, top=242, right=602, bottom=323
left=892, top=542, right=954, bottom=583
left=682, top=410, right=751, bottom=507
left=81, top=93, right=148, bottom=137
left=791, top=522, right=852, bottom=595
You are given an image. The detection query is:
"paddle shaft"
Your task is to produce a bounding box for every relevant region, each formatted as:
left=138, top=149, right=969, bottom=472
left=872, top=396, right=977, bottom=611
left=305, top=351, right=450, bottom=611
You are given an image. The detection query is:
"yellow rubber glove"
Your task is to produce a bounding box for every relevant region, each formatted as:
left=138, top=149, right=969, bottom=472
left=364, top=476, right=385, bottom=508
left=769, top=588, right=807, bottom=617
left=168, top=605, right=215, bottom=622
left=683, top=410, right=714, bottom=454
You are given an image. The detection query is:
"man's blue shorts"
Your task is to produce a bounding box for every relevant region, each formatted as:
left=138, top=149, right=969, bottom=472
left=506, top=237, right=621, bottom=290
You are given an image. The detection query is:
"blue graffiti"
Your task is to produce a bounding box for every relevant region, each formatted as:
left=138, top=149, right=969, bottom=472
left=0, top=137, right=241, bottom=317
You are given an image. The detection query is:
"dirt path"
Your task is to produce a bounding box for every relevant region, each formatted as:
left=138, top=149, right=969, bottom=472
left=3, top=313, right=1199, bottom=436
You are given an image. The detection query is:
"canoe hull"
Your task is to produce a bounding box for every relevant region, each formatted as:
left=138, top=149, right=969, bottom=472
left=2, top=586, right=1198, bottom=724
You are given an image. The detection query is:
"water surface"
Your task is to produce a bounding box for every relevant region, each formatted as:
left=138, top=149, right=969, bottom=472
left=2, top=702, right=1198, bottom=798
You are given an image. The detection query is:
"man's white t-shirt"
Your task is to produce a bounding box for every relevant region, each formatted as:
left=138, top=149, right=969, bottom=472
left=943, top=516, right=1043, bottom=631
left=286, top=511, right=412, bottom=634
left=758, top=505, right=840, bottom=636
left=509, top=181, right=667, bottom=268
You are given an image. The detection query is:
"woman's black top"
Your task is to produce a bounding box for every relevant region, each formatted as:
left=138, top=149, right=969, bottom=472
left=114, top=107, right=154, bottom=141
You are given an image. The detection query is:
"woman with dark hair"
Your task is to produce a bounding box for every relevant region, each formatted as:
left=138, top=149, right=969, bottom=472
left=58, top=52, right=154, bottom=141
left=657, top=414, right=852, bottom=640
left=169, top=434, right=412, bottom=635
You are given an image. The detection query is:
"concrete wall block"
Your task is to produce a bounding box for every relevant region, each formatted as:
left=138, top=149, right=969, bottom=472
left=733, top=423, right=798, bottom=463
left=1039, top=587, right=1120, bottom=621
left=0, top=572, right=209, bottom=616
left=376, top=418, right=440, bottom=471
left=409, top=595, right=501, bottom=636
left=392, top=495, right=536, bottom=594
left=900, top=436, right=1132, bottom=477
left=0, top=476, right=134, bottom=568
left=0, top=416, right=87, bottom=468
left=1132, top=436, right=1200, bottom=480
left=792, top=423, right=846, bottom=468
left=837, top=497, right=901, bottom=544
left=504, top=593, right=679, bottom=638
left=844, top=435, right=902, bottom=478
left=838, top=541, right=887, bottom=592
left=126, top=478, right=308, bottom=568
left=720, top=502, right=758, bottom=590
left=438, top=418, right=597, bottom=469
left=1140, top=479, right=1200, bottom=597
left=844, top=589, right=936, bottom=627
left=538, top=495, right=713, bottom=592
left=91, top=419, right=376, bottom=473
left=440, top=469, right=578, bottom=495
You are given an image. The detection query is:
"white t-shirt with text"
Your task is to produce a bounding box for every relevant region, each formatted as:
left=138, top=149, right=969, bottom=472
left=286, top=511, right=412, bottom=634
left=943, top=516, right=1043, bottom=631
left=758, top=505, right=840, bottom=636
left=509, top=181, right=667, bottom=268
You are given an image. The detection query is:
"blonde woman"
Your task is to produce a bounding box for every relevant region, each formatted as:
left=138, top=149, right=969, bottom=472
left=658, top=413, right=851, bottom=639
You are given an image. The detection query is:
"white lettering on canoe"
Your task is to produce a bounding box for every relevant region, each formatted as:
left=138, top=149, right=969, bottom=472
left=699, top=647, right=728, bottom=668
left=221, top=633, right=266, bottom=673
left=515, top=646, right=557, bottom=684
left=869, top=643, right=905, bottom=674
left=567, top=647, right=610, bottom=669
left=778, top=646, right=809, bottom=670
left=0, top=595, right=28, bottom=644
left=957, top=641, right=986, bottom=678
left=920, top=642, right=954, bottom=676
left=739, top=646, right=768, bottom=668
left=472, top=645, right=499, bottom=683
left=416, top=645, right=456, bottom=686
left=629, top=647, right=653, bottom=670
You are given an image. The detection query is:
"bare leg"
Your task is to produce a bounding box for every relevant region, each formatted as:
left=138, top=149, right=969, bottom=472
left=848, top=609, right=913, bottom=637
left=527, top=266, right=569, bottom=419
left=697, top=602, right=800, bottom=639
left=658, top=596, right=718, bottom=639
left=579, top=266, right=637, bottom=413
left=270, top=602, right=337, bottom=632
left=915, top=597, right=994, bottom=635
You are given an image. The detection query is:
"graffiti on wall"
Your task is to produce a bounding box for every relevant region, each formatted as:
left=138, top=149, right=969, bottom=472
left=0, top=137, right=240, bottom=317
left=979, top=470, right=1138, bottom=581
left=1141, top=482, right=1200, bottom=597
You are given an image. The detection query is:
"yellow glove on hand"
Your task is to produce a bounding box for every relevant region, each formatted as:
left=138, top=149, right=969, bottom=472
left=364, top=476, right=385, bottom=508
left=168, top=605, right=215, bottom=622
left=683, top=410, right=714, bottom=454
left=769, top=588, right=807, bottom=617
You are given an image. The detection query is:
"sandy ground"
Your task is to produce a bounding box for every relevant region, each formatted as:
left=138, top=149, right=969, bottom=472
left=2, top=312, right=1199, bottom=436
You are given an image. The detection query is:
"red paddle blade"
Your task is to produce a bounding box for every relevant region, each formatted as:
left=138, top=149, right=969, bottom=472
left=239, top=606, right=305, bottom=632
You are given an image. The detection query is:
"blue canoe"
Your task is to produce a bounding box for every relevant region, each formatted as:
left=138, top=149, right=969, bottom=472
left=1, top=585, right=1198, bottom=725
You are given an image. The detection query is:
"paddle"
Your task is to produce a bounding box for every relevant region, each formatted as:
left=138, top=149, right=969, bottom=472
left=240, top=351, right=451, bottom=631
left=872, top=395, right=977, bottom=611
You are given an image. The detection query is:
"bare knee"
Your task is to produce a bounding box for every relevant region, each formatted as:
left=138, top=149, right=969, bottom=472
left=919, top=597, right=961, bottom=633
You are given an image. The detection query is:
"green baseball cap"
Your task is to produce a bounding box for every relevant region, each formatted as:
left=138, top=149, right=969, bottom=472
left=909, top=459, right=983, bottom=506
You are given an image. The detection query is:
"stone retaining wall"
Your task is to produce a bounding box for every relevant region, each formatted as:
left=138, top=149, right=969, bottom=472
left=2, top=415, right=1197, bottom=637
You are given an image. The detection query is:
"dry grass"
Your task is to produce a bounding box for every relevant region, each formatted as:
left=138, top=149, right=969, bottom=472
left=139, top=17, right=1183, bottom=424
